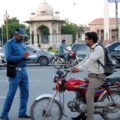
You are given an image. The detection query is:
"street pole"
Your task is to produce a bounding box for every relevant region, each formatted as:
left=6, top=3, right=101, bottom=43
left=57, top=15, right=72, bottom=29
left=1, top=26, right=3, bottom=46
left=115, top=0, right=119, bottom=41
left=104, top=0, right=109, bottom=42
left=4, top=10, right=9, bottom=40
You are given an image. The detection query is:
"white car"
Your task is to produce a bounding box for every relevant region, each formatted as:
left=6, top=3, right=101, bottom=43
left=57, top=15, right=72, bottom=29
left=0, top=55, right=2, bottom=66
left=0, top=47, right=6, bottom=67
left=0, top=53, right=4, bottom=66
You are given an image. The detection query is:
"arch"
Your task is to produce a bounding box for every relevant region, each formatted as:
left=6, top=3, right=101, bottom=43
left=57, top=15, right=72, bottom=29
left=37, top=25, right=50, bottom=44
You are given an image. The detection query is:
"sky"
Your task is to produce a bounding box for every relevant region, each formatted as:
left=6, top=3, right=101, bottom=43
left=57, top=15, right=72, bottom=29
left=0, top=0, right=120, bottom=26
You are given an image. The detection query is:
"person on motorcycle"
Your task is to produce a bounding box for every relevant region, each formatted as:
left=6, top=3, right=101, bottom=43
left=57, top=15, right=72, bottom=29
left=59, top=39, right=68, bottom=63
left=71, top=32, right=106, bottom=120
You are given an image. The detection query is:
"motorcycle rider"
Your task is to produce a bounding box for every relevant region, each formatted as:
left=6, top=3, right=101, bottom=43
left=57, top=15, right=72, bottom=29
left=59, top=39, right=68, bottom=63
left=71, top=32, right=106, bottom=120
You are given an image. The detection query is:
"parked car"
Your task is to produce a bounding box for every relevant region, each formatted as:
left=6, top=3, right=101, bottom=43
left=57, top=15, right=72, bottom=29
left=0, top=47, right=6, bottom=66
left=71, top=43, right=89, bottom=60
left=0, top=53, right=3, bottom=66
left=26, top=45, right=53, bottom=66
left=106, top=42, right=120, bottom=66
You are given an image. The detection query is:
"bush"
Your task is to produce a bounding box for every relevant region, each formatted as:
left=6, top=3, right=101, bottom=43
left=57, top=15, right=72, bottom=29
left=48, top=47, right=59, bottom=53
left=48, top=47, right=53, bottom=51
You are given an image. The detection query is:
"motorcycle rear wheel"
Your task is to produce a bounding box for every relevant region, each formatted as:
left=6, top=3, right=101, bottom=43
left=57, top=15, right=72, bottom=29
left=30, top=97, right=63, bottom=120
left=100, top=91, right=120, bottom=120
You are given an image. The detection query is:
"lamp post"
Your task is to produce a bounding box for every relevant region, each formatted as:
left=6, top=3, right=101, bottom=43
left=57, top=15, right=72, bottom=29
left=108, top=0, right=120, bottom=41
left=115, top=0, right=119, bottom=41
left=4, top=10, right=9, bottom=40
left=104, top=0, right=109, bottom=41
left=1, top=26, right=3, bottom=46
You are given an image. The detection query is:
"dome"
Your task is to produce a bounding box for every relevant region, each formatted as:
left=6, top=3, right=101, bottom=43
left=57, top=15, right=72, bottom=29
left=36, top=3, right=53, bottom=16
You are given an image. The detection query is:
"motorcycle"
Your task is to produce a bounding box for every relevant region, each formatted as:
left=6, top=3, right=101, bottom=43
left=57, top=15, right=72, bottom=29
left=30, top=69, right=120, bottom=120
left=51, top=50, right=82, bottom=69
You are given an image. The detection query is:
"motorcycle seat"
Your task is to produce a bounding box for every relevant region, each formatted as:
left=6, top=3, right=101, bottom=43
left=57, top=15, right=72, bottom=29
left=106, top=77, right=120, bottom=83
left=102, top=77, right=120, bottom=86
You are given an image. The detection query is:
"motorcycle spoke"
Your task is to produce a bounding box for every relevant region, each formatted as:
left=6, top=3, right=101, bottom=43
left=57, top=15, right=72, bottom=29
left=100, top=92, right=120, bottom=120
left=31, top=98, right=62, bottom=120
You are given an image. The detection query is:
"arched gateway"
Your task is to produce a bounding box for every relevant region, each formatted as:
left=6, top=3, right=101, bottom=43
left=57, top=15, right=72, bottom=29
left=26, top=2, right=72, bottom=49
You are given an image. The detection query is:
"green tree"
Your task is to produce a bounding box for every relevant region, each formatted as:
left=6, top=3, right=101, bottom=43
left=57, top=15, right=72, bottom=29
left=61, top=20, right=78, bottom=43
left=0, top=27, right=2, bottom=46
left=76, top=25, right=86, bottom=40
left=2, top=17, right=28, bottom=44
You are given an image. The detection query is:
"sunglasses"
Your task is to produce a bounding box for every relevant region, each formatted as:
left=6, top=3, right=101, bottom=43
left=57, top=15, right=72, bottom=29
left=85, top=37, right=89, bottom=40
left=18, top=36, right=24, bottom=40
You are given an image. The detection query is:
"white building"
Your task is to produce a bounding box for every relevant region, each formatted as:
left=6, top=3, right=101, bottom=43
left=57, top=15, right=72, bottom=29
left=26, top=2, right=72, bottom=49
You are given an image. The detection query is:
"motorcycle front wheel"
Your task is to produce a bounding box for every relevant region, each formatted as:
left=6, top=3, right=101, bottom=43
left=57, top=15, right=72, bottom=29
left=100, top=91, right=120, bottom=120
left=30, top=97, right=63, bottom=120
left=53, top=58, right=63, bottom=69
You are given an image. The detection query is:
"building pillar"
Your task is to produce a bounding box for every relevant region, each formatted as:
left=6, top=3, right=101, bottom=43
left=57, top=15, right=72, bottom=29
left=56, top=23, right=59, bottom=43
left=49, top=24, right=53, bottom=47
left=109, top=29, right=112, bottom=42
left=118, top=26, right=120, bottom=41
left=33, top=24, right=37, bottom=46
left=98, top=29, right=101, bottom=41
left=29, top=25, right=32, bottom=44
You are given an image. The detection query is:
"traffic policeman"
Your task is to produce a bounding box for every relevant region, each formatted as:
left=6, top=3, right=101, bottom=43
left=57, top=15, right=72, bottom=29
left=0, top=28, right=30, bottom=120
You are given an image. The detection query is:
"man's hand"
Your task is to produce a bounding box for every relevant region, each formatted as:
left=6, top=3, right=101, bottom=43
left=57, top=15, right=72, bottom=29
left=23, top=52, right=29, bottom=58
left=71, top=66, right=80, bottom=73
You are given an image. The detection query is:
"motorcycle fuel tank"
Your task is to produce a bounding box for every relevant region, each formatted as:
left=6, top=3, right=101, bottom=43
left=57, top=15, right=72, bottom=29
left=64, top=78, right=88, bottom=91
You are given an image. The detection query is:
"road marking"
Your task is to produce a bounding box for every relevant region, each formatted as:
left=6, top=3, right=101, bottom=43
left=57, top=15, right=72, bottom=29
left=0, top=96, right=18, bottom=100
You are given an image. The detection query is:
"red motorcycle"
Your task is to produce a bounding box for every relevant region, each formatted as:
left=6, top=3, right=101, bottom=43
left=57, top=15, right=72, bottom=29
left=30, top=69, right=120, bottom=120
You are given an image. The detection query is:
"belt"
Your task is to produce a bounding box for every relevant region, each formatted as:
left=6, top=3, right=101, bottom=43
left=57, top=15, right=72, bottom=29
left=16, top=67, right=25, bottom=71
left=88, top=73, right=105, bottom=78
left=89, top=73, right=104, bottom=75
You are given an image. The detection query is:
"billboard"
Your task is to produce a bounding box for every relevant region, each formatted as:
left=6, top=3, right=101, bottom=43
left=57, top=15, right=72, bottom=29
left=108, top=0, right=120, bottom=2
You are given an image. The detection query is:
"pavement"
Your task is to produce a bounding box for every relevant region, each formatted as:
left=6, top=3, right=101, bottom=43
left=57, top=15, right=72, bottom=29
left=0, top=66, right=120, bottom=120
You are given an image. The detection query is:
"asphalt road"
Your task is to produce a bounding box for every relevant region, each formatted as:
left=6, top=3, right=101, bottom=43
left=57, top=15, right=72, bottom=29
left=0, top=66, right=120, bottom=120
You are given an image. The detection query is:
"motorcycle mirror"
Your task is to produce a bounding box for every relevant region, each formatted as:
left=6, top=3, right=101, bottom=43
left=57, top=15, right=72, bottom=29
left=56, top=70, right=64, bottom=77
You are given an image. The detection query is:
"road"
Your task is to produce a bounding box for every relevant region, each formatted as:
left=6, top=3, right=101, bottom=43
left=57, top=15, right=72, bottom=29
left=0, top=66, right=120, bottom=120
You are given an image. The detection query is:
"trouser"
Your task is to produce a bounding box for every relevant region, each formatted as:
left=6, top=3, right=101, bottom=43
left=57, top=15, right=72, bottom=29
left=59, top=53, right=68, bottom=62
left=1, top=68, right=29, bottom=119
left=85, top=73, right=106, bottom=120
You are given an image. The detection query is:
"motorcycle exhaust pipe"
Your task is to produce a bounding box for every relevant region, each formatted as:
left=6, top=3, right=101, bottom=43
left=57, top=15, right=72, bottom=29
left=94, top=101, right=113, bottom=108
left=80, top=101, right=113, bottom=113
left=80, top=104, right=109, bottom=114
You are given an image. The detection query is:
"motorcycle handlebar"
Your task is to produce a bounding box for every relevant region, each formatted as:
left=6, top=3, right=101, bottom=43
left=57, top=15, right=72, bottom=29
left=56, top=69, right=71, bottom=78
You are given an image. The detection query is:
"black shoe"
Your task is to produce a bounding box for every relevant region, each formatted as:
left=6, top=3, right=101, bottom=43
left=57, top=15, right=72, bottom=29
left=18, top=115, right=31, bottom=118
left=81, top=114, right=86, bottom=120
left=72, top=113, right=86, bottom=120
left=72, top=114, right=82, bottom=120
left=0, top=116, right=9, bottom=120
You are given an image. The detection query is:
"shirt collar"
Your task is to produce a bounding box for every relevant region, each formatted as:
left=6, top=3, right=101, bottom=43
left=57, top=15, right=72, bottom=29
left=91, top=43, right=98, bottom=49
left=13, top=37, right=23, bottom=43
left=12, top=38, right=17, bottom=43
